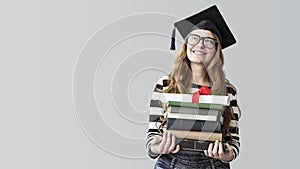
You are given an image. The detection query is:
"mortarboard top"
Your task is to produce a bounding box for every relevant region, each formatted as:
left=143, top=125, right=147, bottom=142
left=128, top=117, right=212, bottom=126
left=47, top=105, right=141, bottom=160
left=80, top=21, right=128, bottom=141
left=170, top=5, right=236, bottom=50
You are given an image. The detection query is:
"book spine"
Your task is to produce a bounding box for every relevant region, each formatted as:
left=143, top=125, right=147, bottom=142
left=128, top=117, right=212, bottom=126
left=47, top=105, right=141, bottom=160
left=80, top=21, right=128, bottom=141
left=168, top=130, right=222, bottom=141
left=167, top=118, right=221, bottom=132
left=168, top=106, right=220, bottom=116
left=160, top=93, right=230, bottom=105
left=168, top=101, right=223, bottom=110
left=167, top=113, right=218, bottom=121
left=175, top=139, right=228, bottom=152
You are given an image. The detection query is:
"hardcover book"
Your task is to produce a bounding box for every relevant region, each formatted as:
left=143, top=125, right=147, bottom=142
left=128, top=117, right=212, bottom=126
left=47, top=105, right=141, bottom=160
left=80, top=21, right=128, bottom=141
left=167, top=101, right=223, bottom=110
left=167, top=118, right=221, bottom=132
left=157, top=93, right=230, bottom=106
left=167, top=106, right=220, bottom=116
left=168, top=130, right=222, bottom=141
left=166, top=106, right=221, bottom=121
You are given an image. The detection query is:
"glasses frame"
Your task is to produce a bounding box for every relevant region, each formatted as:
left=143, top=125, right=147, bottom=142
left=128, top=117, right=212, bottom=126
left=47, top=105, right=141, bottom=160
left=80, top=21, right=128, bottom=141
left=186, top=34, right=218, bottom=49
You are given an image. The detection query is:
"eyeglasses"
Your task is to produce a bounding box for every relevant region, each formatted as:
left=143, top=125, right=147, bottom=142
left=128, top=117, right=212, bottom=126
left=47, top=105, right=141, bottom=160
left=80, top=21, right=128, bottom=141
left=187, top=34, right=218, bottom=49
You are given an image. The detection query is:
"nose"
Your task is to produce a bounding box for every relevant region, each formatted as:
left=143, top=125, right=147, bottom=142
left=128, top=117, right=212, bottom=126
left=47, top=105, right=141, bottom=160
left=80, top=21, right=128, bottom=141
left=195, top=39, right=205, bottom=48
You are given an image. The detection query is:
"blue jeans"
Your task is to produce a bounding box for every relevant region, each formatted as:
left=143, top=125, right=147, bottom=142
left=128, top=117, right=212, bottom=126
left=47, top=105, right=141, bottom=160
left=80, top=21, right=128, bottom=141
left=154, top=150, right=230, bottom=169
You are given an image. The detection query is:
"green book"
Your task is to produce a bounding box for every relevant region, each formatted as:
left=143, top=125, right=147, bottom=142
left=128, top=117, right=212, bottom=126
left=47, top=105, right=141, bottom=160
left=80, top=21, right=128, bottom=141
left=167, top=101, right=223, bottom=110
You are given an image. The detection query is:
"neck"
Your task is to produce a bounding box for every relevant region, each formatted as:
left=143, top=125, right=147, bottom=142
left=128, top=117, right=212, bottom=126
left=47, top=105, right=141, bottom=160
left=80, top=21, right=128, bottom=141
left=190, top=63, right=211, bottom=86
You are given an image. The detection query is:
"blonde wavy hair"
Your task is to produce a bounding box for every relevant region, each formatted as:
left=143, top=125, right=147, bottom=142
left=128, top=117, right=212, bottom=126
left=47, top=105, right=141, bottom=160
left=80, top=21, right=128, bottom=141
left=162, top=33, right=236, bottom=142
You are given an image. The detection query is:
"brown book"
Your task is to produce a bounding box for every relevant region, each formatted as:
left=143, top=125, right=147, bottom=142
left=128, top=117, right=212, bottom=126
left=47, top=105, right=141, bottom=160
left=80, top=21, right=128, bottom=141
left=168, top=130, right=222, bottom=141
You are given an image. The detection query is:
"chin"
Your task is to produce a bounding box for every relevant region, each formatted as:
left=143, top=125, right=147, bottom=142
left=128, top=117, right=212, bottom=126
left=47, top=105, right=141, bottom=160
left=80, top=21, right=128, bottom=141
left=190, top=60, right=203, bottom=64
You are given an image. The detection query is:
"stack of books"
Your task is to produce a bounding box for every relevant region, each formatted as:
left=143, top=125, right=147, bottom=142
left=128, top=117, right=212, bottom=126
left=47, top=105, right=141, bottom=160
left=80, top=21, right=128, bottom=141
left=161, top=93, right=230, bottom=142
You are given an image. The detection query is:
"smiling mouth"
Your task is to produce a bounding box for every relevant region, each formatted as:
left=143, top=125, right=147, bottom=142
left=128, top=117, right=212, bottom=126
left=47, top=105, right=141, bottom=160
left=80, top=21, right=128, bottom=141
left=193, top=50, right=206, bottom=55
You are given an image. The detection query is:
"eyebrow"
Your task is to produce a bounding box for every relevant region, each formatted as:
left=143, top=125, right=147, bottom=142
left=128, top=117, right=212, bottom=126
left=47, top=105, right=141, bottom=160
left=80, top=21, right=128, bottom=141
left=190, top=34, right=216, bottom=39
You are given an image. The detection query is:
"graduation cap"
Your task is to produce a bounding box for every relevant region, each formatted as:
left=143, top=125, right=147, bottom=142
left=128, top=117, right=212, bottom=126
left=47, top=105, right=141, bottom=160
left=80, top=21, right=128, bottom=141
left=170, top=5, right=236, bottom=50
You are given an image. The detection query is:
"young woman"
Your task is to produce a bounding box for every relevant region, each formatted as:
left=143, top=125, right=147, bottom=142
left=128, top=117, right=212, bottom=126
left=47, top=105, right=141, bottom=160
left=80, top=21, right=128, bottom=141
left=146, top=5, right=241, bottom=169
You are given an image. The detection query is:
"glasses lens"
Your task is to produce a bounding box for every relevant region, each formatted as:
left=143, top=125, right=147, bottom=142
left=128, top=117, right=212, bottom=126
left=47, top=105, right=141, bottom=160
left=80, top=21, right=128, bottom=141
left=187, top=35, right=217, bottom=49
left=187, top=35, right=200, bottom=45
left=203, top=38, right=216, bottom=49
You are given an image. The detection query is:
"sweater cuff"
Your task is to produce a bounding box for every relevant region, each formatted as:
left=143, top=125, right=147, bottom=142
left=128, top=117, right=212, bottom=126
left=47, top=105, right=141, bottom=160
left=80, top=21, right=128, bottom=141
left=147, top=145, right=160, bottom=159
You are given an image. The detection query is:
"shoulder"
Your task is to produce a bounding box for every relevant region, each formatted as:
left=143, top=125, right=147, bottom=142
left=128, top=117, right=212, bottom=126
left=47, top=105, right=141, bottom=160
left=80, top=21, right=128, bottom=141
left=153, top=75, right=171, bottom=92
left=155, top=75, right=171, bottom=86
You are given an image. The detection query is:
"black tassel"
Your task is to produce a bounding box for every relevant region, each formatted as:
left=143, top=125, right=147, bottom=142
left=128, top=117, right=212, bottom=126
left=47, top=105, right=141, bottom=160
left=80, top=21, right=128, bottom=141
left=170, top=27, right=176, bottom=50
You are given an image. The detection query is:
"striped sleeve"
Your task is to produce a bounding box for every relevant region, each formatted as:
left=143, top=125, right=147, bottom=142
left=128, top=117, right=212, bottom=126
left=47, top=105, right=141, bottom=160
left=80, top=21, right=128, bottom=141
left=146, top=76, right=169, bottom=159
left=223, top=84, right=241, bottom=162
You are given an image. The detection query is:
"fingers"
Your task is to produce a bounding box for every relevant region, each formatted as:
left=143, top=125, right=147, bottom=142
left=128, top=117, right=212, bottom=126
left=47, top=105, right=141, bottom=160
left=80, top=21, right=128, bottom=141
left=167, top=135, right=176, bottom=152
left=169, top=135, right=181, bottom=154
left=171, top=145, right=180, bottom=153
left=204, top=141, right=234, bottom=162
left=225, top=143, right=234, bottom=159
left=218, top=140, right=225, bottom=159
left=204, top=140, right=222, bottom=159
left=157, top=131, right=180, bottom=154
left=212, top=140, right=219, bottom=158
left=152, top=136, right=162, bottom=145
left=150, top=133, right=180, bottom=155
left=158, top=132, right=167, bottom=153
left=149, top=136, right=163, bottom=154
left=207, top=142, right=213, bottom=157
left=226, top=143, right=233, bottom=153
left=220, top=143, right=234, bottom=162
left=162, top=132, right=172, bottom=154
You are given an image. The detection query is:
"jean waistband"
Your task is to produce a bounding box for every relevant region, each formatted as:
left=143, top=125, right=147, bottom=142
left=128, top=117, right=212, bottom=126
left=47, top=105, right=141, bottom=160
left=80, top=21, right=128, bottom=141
left=159, top=151, right=227, bottom=167
left=170, top=150, right=210, bottom=161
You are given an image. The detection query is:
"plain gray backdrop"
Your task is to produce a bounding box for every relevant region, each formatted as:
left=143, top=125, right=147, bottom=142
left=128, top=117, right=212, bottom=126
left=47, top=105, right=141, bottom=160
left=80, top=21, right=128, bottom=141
left=0, top=0, right=296, bottom=168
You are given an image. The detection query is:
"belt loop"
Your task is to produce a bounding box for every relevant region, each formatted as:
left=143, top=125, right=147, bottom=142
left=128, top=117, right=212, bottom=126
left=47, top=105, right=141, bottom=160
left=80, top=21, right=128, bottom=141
left=169, top=157, right=176, bottom=169
left=210, top=159, right=215, bottom=169
left=194, top=141, right=196, bottom=149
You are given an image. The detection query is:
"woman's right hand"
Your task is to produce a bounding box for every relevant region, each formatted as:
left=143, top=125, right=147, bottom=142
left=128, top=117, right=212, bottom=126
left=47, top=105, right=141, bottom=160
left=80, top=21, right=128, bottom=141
left=150, top=131, right=180, bottom=155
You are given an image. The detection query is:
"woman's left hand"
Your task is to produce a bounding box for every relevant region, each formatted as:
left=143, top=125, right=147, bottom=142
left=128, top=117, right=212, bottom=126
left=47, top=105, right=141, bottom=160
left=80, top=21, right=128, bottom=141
left=204, top=140, right=234, bottom=162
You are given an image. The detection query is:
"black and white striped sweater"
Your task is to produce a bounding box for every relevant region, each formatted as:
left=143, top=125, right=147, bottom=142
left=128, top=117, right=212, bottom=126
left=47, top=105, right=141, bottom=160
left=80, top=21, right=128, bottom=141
left=146, top=75, right=241, bottom=160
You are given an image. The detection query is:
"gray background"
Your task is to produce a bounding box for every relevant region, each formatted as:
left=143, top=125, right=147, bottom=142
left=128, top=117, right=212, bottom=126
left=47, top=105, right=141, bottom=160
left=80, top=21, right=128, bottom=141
left=0, top=0, right=296, bottom=168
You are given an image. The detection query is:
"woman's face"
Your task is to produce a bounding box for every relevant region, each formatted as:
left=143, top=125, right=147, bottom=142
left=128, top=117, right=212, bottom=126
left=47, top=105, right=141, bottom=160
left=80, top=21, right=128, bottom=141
left=186, top=29, right=217, bottom=65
